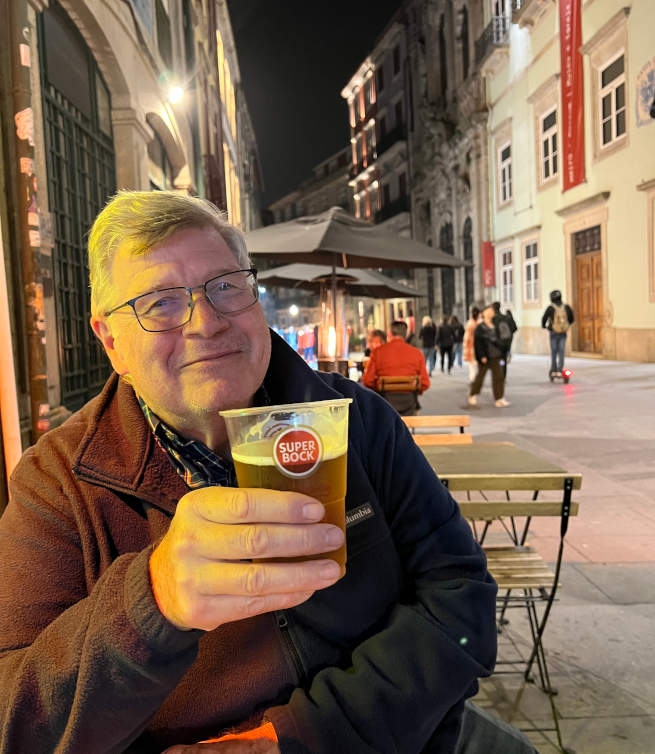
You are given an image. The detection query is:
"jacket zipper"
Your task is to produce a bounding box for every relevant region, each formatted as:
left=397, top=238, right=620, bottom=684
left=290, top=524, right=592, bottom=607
left=276, top=611, right=305, bottom=683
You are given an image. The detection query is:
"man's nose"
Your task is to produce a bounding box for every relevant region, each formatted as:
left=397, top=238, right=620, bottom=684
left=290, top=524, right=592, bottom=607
left=182, top=290, right=229, bottom=335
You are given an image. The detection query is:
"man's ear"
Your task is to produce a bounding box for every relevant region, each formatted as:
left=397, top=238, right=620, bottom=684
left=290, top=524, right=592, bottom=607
left=90, top=315, right=129, bottom=376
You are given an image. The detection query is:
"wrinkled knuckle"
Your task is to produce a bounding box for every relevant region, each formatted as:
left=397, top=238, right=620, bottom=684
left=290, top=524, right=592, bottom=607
left=243, top=525, right=269, bottom=558
left=244, top=565, right=268, bottom=596
left=226, top=490, right=251, bottom=521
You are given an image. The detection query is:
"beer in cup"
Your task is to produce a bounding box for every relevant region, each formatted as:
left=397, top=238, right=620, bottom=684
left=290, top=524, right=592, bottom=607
left=220, top=399, right=351, bottom=576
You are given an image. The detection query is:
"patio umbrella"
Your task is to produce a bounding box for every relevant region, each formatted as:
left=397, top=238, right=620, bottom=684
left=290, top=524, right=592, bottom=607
left=257, top=263, right=425, bottom=299
left=244, top=206, right=463, bottom=270
left=244, top=206, right=463, bottom=359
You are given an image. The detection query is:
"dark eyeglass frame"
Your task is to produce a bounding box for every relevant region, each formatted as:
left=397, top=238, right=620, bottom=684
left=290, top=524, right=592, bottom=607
left=103, top=268, right=259, bottom=332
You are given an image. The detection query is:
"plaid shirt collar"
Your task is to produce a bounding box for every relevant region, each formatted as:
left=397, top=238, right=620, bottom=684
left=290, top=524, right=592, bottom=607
left=136, top=383, right=271, bottom=490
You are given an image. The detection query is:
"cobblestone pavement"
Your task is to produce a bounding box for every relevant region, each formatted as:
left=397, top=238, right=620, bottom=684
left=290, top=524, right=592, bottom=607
left=419, top=353, right=655, bottom=754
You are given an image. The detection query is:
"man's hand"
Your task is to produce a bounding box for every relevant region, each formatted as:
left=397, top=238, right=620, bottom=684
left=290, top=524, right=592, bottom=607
left=480, top=357, right=487, bottom=364
left=149, top=487, right=344, bottom=631
left=162, top=740, right=280, bottom=753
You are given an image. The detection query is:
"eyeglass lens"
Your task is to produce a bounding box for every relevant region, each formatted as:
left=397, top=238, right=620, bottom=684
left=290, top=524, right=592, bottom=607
left=134, top=271, right=257, bottom=331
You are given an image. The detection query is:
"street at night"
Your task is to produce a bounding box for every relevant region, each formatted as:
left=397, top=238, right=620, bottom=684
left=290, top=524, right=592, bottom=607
left=0, top=0, right=654, bottom=752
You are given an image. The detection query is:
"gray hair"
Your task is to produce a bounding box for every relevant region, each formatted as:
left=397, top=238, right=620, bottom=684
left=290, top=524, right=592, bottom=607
left=88, top=190, right=250, bottom=315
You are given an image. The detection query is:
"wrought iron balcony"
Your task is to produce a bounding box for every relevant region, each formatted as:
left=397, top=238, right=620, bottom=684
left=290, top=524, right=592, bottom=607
left=475, top=15, right=510, bottom=72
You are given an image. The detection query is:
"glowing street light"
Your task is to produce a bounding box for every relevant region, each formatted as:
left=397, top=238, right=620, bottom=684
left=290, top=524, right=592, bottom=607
left=168, top=86, right=184, bottom=105
left=289, top=304, right=299, bottom=317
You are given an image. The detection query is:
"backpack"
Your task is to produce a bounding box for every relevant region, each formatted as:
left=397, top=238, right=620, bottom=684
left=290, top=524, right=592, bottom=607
left=552, top=304, right=570, bottom=333
left=494, top=314, right=513, bottom=349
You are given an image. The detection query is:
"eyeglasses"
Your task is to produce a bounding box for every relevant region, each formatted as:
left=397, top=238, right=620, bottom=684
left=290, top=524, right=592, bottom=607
left=104, top=268, right=259, bottom=332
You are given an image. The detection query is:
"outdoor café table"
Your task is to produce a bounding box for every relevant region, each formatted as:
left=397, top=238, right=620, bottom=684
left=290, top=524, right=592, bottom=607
left=420, top=440, right=582, bottom=751
left=419, top=441, right=576, bottom=545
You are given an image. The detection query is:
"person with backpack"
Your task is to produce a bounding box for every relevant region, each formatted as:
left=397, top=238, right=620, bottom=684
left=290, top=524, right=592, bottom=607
left=468, top=303, right=510, bottom=407
left=492, top=302, right=517, bottom=378
left=436, top=314, right=455, bottom=374
left=542, top=289, right=575, bottom=376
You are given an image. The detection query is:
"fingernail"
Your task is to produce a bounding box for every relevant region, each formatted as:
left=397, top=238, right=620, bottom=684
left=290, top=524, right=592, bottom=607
left=302, top=502, right=324, bottom=520
left=320, top=561, right=340, bottom=579
left=325, top=527, right=344, bottom=546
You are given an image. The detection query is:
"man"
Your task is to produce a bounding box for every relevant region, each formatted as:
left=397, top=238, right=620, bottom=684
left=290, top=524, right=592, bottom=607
left=362, top=320, right=430, bottom=415
left=0, top=192, right=500, bottom=753
left=491, top=302, right=517, bottom=379
left=364, top=327, right=386, bottom=356
left=542, top=290, right=574, bottom=376
left=468, top=303, right=510, bottom=408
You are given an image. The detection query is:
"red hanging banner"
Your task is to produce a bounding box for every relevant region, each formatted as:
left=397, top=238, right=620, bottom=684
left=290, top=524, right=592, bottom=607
left=481, top=241, right=495, bottom=287
left=559, top=0, right=585, bottom=191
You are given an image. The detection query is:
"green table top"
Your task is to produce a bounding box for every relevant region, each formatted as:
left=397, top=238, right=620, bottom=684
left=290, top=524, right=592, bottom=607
left=420, top=442, right=565, bottom=477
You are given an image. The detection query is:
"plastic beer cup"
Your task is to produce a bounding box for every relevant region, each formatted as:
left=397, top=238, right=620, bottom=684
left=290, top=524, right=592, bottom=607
left=220, top=399, right=352, bottom=576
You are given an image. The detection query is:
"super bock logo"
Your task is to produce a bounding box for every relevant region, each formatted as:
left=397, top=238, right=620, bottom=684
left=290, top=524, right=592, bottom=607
left=273, top=427, right=323, bottom=478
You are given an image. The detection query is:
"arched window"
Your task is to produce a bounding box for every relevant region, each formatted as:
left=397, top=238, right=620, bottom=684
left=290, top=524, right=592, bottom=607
left=463, top=217, right=474, bottom=313
left=440, top=223, right=455, bottom=316
left=38, top=1, right=116, bottom=411
left=439, top=14, right=448, bottom=98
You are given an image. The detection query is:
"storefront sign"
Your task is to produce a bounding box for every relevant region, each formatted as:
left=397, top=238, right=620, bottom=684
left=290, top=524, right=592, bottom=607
left=482, top=242, right=495, bottom=287
left=559, top=0, right=585, bottom=191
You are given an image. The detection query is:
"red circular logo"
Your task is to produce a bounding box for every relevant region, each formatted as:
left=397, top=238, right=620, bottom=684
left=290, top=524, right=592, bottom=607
left=273, top=427, right=323, bottom=478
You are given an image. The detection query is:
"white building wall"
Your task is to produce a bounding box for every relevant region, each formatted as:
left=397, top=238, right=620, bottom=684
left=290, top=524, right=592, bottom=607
left=485, top=0, right=655, bottom=361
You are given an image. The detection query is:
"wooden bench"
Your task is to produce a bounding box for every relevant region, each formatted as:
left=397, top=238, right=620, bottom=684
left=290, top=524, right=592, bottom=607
left=402, top=414, right=472, bottom=446
left=452, top=472, right=582, bottom=751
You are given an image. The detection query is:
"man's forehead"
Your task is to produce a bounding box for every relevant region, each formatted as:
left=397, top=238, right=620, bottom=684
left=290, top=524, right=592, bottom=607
left=112, top=230, right=238, bottom=289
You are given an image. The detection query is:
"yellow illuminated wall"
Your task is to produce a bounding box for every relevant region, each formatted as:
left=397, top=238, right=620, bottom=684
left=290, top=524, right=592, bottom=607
left=216, top=31, right=236, bottom=141
left=223, top=142, right=241, bottom=227
left=217, top=30, right=240, bottom=226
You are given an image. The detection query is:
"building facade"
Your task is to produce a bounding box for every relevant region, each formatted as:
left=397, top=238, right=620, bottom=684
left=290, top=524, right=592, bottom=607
left=405, top=0, right=489, bottom=322
left=482, top=0, right=655, bottom=361
left=341, top=22, right=411, bottom=237
left=0, top=0, right=262, bottom=495
left=263, top=147, right=351, bottom=331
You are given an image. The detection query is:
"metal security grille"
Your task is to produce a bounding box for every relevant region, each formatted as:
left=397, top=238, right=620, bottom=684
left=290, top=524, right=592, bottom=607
left=40, top=5, right=115, bottom=412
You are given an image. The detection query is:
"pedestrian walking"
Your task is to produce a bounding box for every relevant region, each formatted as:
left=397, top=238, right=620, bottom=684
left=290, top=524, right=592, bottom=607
left=541, top=289, right=574, bottom=376
left=468, top=303, right=510, bottom=407
left=463, top=306, right=481, bottom=384
left=436, top=315, right=455, bottom=374
left=418, top=315, right=437, bottom=376
left=492, top=302, right=517, bottom=378
left=450, top=315, right=465, bottom=368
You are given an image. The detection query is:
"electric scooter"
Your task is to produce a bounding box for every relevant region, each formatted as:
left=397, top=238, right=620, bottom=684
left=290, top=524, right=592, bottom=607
left=549, top=367, right=573, bottom=384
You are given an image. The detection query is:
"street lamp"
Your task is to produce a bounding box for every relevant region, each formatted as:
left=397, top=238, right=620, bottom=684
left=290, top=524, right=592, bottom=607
left=168, top=86, right=184, bottom=105
left=289, top=304, right=299, bottom=317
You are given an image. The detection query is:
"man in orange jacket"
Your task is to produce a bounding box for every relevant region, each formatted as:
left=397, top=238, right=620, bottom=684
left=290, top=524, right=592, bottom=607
left=363, top=320, right=430, bottom=415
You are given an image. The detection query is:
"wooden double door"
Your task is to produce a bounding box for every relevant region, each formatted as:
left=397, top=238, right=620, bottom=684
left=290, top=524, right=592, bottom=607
left=575, top=250, right=603, bottom=353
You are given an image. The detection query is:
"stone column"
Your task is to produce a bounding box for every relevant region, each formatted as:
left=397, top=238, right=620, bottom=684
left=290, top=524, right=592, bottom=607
left=111, top=108, right=152, bottom=190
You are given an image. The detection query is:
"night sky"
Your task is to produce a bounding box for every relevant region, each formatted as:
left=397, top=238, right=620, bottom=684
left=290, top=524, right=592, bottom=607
left=227, top=1, right=405, bottom=206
